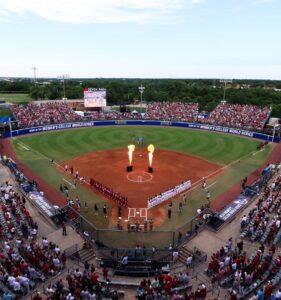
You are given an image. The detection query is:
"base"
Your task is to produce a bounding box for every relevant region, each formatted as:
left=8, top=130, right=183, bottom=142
left=148, top=166, right=153, bottom=173
left=127, top=165, right=133, bottom=172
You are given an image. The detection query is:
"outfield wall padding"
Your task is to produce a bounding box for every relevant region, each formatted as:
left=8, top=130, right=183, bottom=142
left=3, top=120, right=280, bottom=143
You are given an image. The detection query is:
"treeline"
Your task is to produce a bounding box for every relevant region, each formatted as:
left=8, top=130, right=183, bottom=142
left=1, top=78, right=281, bottom=117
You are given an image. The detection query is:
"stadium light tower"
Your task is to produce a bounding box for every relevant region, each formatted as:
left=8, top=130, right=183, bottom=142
left=220, top=79, right=232, bottom=102
left=58, top=74, right=70, bottom=100
left=32, top=67, right=37, bottom=84
left=138, top=85, right=145, bottom=112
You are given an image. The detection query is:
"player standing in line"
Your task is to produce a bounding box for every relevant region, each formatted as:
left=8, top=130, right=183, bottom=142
left=167, top=205, right=172, bottom=219
left=178, top=202, right=183, bottom=214
left=183, top=193, right=188, bottom=205
left=206, top=190, right=211, bottom=203
left=94, top=204, right=99, bottom=215
left=202, top=179, right=207, bottom=190
left=103, top=204, right=108, bottom=218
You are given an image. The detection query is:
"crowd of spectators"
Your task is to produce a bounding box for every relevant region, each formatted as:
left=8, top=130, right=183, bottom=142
left=88, top=111, right=138, bottom=121
left=40, top=264, right=120, bottom=300
left=135, top=273, right=207, bottom=300
left=11, top=101, right=200, bottom=128
left=205, top=170, right=281, bottom=299
left=11, top=101, right=271, bottom=131
left=145, top=102, right=198, bottom=122
left=202, top=103, right=271, bottom=130
left=206, top=236, right=281, bottom=299
left=11, top=103, right=81, bottom=128
left=0, top=181, right=66, bottom=299
left=240, top=173, right=281, bottom=245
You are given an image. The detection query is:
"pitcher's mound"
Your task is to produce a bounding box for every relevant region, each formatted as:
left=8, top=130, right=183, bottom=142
left=127, top=171, right=153, bottom=183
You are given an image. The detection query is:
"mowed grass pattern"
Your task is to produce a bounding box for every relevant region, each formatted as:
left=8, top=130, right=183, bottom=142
left=11, top=126, right=275, bottom=247
left=13, top=126, right=260, bottom=165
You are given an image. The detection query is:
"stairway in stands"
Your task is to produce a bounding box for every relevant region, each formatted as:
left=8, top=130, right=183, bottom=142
left=77, top=248, right=96, bottom=263
left=178, top=246, right=193, bottom=265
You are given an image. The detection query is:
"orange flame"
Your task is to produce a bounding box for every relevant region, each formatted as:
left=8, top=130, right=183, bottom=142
left=147, top=144, right=155, bottom=167
left=128, top=144, right=135, bottom=165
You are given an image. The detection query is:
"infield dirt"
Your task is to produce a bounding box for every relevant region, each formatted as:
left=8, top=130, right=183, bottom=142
left=64, top=148, right=221, bottom=207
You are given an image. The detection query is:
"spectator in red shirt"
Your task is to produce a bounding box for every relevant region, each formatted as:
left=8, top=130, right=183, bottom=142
left=90, top=272, right=99, bottom=284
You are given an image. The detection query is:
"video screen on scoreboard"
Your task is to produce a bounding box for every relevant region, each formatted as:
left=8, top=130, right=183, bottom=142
left=84, top=88, right=107, bottom=108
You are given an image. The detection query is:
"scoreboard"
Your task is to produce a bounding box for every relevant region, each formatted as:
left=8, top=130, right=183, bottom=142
left=84, top=88, right=106, bottom=108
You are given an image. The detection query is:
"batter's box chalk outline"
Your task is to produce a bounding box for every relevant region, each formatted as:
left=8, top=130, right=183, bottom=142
left=128, top=208, right=136, bottom=218
left=140, top=208, right=148, bottom=219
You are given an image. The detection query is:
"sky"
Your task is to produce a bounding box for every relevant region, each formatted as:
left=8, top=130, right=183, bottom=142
left=0, top=0, right=280, bottom=79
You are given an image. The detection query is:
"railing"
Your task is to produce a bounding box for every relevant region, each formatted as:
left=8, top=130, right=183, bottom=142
left=64, top=243, right=82, bottom=257
left=20, top=266, right=75, bottom=300
left=65, top=204, right=209, bottom=250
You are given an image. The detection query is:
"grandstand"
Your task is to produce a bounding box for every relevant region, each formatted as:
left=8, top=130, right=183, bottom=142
left=1, top=152, right=281, bottom=299
left=202, top=103, right=272, bottom=130
left=1, top=0, right=281, bottom=297
left=1, top=100, right=281, bottom=300
left=10, top=101, right=272, bottom=131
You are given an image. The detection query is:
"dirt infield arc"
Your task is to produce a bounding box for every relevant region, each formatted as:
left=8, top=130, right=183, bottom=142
left=63, top=148, right=221, bottom=208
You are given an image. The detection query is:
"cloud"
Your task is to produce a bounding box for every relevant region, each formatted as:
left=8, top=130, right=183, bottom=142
left=0, top=0, right=202, bottom=24
left=0, top=7, right=11, bottom=21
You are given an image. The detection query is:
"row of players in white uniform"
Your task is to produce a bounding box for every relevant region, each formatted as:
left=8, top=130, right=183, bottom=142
left=147, top=180, right=192, bottom=209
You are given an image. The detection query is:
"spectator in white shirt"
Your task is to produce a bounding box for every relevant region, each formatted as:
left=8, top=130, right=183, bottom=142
left=12, top=279, right=21, bottom=292
left=18, top=275, right=30, bottom=289
left=276, top=289, right=281, bottom=300
left=54, top=246, right=61, bottom=255
left=224, top=255, right=230, bottom=266
left=7, top=275, right=16, bottom=286
left=53, top=257, right=61, bottom=270
left=173, top=250, right=179, bottom=262
left=186, top=255, right=192, bottom=267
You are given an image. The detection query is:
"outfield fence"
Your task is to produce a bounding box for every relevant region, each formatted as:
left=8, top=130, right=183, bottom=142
left=3, top=119, right=280, bottom=143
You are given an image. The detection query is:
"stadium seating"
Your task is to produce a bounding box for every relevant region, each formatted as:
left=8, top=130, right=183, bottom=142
left=240, top=174, right=281, bottom=244
left=12, top=102, right=81, bottom=128
left=0, top=181, right=66, bottom=299
left=145, top=102, right=199, bottom=122
left=202, top=103, right=271, bottom=130
left=11, top=101, right=271, bottom=132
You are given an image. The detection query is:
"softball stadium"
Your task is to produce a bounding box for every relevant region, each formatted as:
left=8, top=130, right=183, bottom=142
left=0, top=99, right=281, bottom=300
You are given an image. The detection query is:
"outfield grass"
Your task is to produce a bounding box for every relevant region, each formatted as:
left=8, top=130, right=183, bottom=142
left=0, top=93, right=31, bottom=104
left=12, top=126, right=261, bottom=164
left=11, top=126, right=275, bottom=247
